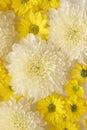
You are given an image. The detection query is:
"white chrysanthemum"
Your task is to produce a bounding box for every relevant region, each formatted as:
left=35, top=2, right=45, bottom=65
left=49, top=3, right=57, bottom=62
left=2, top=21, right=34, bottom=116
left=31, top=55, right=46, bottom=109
left=48, top=0, right=87, bottom=62
left=0, top=11, right=18, bottom=62
left=7, top=34, right=69, bottom=101
left=0, top=98, right=46, bottom=130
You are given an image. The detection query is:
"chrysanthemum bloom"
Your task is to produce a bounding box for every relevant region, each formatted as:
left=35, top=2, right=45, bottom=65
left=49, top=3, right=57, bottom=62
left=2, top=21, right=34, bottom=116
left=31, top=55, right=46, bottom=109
left=37, top=93, right=65, bottom=124
left=65, top=80, right=84, bottom=97
left=48, top=0, right=87, bottom=61
left=11, top=0, right=40, bottom=16
left=0, top=11, right=18, bottom=63
left=72, top=63, right=87, bottom=83
left=51, top=121, right=80, bottom=130
left=0, top=98, right=46, bottom=130
left=17, top=11, right=48, bottom=39
left=7, top=34, right=68, bottom=101
left=65, top=95, right=87, bottom=121
left=0, top=60, right=13, bottom=101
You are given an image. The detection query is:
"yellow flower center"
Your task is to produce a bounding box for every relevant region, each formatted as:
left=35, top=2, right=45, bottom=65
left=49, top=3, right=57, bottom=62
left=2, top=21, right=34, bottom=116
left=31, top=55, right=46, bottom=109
left=71, top=104, right=77, bottom=112
left=28, top=59, right=45, bottom=78
left=21, top=0, right=29, bottom=4
left=72, top=86, right=79, bottom=91
left=48, top=103, right=56, bottom=112
left=29, top=24, right=39, bottom=35
left=81, top=69, right=87, bottom=78
left=67, top=28, right=79, bottom=41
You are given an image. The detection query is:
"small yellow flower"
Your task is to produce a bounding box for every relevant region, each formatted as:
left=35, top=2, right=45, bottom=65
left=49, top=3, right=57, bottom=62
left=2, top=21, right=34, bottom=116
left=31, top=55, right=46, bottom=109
left=11, top=0, right=40, bottom=16
left=17, top=11, right=48, bottom=39
left=72, top=63, right=87, bottom=83
left=39, top=0, right=60, bottom=11
left=37, top=93, right=65, bottom=124
left=51, top=121, right=80, bottom=130
left=65, top=95, right=87, bottom=121
left=65, top=80, right=84, bottom=97
left=0, top=0, right=11, bottom=10
left=0, top=61, right=13, bottom=101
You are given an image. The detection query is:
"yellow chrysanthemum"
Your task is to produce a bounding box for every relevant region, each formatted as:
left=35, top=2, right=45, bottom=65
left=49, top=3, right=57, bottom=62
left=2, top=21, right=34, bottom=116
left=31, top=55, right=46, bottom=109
left=0, top=0, right=11, bottom=10
left=72, top=63, right=87, bottom=83
left=65, top=80, right=84, bottom=97
left=51, top=121, right=80, bottom=130
left=0, top=61, right=13, bottom=101
left=17, top=11, right=48, bottom=39
left=11, top=0, right=40, bottom=16
left=39, top=0, right=60, bottom=11
left=65, top=95, right=87, bottom=121
left=37, top=93, right=65, bottom=124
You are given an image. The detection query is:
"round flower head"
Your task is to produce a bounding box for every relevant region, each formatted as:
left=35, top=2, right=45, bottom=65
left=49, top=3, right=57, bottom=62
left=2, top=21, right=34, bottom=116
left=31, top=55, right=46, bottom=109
left=0, top=98, right=46, bottom=130
left=7, top=34, right=68, bottom=101
left=37, top=93, right=65, bottom=124
left=0, top=11, right=18, bottom=63
left=48, top=0, right=87, bottom=61
left=71, top=63, right=87, bottom=83
left=65, top=95, right=87, bottom=121
left=17, top=11, right=48, bottom=39
left=0, top=60, right=13, bottom=101
left=64, top=80, right=84, bottom=97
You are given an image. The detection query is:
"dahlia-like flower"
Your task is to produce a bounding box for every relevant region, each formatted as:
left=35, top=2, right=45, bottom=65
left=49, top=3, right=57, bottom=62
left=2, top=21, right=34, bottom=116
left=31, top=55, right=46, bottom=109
left=48, top=0, right=87, bottom=61
left=7, top=34, right=68, bottom=101
left=0, top=98, right=46, bottom=130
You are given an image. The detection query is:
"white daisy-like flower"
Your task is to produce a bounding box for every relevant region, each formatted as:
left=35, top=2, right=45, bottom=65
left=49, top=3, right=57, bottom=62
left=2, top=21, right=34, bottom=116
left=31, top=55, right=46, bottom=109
left=7, top=34, right=69, bottom=101
left=0, top=98, right=46, bottom=130
left=48, top=0, right=87, bottom=62
left=0, top=11, right=18, bottom=62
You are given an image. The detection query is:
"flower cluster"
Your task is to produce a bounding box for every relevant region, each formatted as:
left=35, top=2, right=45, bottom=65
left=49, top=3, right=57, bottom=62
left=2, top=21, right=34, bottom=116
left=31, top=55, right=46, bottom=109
left=0, top=0, right=87, bottom=130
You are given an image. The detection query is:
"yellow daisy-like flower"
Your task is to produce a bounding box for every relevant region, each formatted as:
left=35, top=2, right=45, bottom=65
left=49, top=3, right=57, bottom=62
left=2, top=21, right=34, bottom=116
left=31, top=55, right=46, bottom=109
left=11, top=0, right=40, bottom=16
left=65, top=80, right=84, bottom=97
left=17, top=11, right=48, bottom=39
left=72, top=63, right=87, bottom=83
left=0, top=60, right=13, bottom=101
left=65, top=95, right=87, bottom=121
left=51, top=121, right=80, bottom=130
left=0, top=0, right=11, bottom=10
left=39, top=0, right=60, bottom=11
left=37, top=93, right=65, bottom=124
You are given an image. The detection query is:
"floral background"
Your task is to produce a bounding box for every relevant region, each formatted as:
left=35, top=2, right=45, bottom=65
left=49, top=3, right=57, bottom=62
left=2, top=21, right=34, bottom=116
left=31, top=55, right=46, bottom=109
left=0, top=0, right=87, bottom=130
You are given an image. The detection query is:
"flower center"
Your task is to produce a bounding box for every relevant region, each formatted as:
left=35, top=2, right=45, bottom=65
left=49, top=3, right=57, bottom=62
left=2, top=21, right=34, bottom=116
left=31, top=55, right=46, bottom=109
left=71, top=104, right=77, bottom=112
left=21, top=0, right=29, bottom=3
left=29, top=24, right=39, bottom=35
left=21, top=0, right=29, bottom=4
left=72, top=86, right=79, bottom=91
left=48, top=103, right=56, bottom=112
left=81, top=69, right=87, bottom=78
left=67, top=29, right=78, bottom=40
left=65, top=25, right=83, bottom=43
left=28, top=58, right=45, bottom=78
